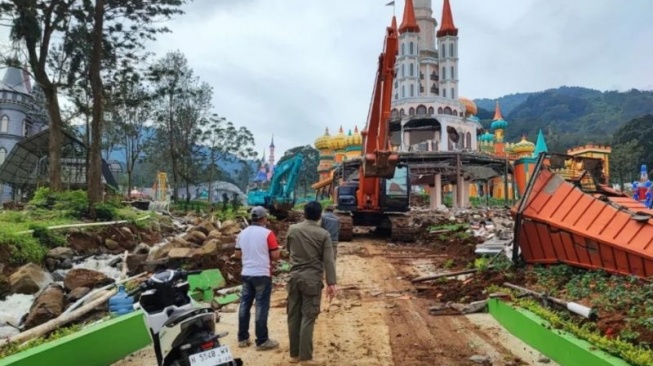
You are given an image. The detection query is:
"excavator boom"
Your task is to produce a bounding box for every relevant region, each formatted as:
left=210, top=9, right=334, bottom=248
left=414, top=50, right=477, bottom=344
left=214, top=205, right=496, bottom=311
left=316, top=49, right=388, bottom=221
left=361, top=20, right=399, bottom=179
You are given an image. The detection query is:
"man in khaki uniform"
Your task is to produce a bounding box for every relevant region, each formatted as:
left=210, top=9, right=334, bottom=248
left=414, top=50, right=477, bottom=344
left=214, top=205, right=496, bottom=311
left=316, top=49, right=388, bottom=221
left=285, top=201, right=337, bottom=365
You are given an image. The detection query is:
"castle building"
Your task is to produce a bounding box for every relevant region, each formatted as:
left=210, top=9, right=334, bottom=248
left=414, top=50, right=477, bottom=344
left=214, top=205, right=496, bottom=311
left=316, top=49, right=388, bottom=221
left=314, top=126, right=363, bottom=182
left=389, top=0, right=479, bottom=154
left=0, top=67, right=48, bottom=201
left=254, top=136, right=277, bottom=183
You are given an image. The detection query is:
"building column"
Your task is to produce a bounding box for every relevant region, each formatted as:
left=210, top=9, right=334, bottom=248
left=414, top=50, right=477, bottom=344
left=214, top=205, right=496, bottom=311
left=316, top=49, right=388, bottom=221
left=440, top=125, right=449, bottom=152
left=403, top=130, right=411, bottom=151
left=463, top=181, right=471, bottom=207
left=429, top=173, right=442, bottom=209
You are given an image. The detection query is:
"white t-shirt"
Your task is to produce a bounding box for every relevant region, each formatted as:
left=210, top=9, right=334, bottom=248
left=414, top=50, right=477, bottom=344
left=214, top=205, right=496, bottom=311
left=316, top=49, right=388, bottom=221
left=235, top=225, right=279, bottom=277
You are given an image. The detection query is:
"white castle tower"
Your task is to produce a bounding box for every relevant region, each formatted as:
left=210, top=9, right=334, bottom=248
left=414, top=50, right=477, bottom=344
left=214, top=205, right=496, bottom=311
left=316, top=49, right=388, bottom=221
left=390, top=0, right=479, bottom=153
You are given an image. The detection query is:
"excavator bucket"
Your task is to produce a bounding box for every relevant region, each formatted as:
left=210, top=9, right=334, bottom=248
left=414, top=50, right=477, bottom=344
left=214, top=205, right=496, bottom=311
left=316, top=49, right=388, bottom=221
left=363, top=151, right=399, bottom=178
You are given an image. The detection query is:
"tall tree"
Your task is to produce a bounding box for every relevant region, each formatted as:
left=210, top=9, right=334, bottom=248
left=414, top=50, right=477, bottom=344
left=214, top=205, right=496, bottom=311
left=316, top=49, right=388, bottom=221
left=109, top=71, right=154, bottom=196
left=148, top=51, right=209, bottom=201
left=202, top=114, right=256, bottom=203
left=1, top=0, right=77, bottom=191
left=611, top=140, right=643, bottom=191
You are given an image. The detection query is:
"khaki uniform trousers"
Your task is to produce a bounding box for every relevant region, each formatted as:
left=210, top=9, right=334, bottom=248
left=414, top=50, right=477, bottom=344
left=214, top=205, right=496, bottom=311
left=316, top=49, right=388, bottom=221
left=287, top=277, right=323, bottom=361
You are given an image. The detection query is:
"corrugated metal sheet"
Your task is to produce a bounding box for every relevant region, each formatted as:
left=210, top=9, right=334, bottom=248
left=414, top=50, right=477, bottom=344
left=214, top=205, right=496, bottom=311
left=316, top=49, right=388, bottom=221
left=514, top=168, right=653, bottom=277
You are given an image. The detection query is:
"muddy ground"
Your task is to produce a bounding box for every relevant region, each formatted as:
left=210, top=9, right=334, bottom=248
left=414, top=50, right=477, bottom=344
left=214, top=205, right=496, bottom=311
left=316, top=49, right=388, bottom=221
left=113, top=239, right=554, bottom=366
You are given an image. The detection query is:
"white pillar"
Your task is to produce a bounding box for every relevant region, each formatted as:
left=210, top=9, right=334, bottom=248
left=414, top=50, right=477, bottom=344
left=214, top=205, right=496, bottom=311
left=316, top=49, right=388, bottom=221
left=440, top=123, right=449, bottom=151
left=456, top=174, right=464, bottom=208
left=403, top=130, right=411, bottom=151
left=429, top=174, right=442, bottom=209
left=463, top=181, right=471, bottom=207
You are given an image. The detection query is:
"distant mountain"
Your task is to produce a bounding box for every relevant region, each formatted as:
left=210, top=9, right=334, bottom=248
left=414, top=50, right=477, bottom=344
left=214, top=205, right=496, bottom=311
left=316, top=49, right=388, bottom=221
left=473, top=86, right=653, bottom=151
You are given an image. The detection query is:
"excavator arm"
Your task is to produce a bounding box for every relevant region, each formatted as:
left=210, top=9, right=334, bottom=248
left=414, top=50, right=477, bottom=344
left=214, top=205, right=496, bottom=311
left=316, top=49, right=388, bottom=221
left=361, top=20, right=399, bottom=179
left=356, top=18, right=400, bottom=210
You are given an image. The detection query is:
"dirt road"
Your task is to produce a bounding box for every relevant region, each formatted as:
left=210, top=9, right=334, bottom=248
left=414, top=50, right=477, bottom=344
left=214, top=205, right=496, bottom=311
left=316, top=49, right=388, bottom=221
left=114, top=239, right=554, bottom=366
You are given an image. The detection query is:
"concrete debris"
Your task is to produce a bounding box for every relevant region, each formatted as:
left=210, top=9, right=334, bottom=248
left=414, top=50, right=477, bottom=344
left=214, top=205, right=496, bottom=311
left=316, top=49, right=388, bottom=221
left=429, top=300, right=488, bottom=315
left=538, top=355, right=551, bottom=363
left=469, top=354, right=491, bottom=364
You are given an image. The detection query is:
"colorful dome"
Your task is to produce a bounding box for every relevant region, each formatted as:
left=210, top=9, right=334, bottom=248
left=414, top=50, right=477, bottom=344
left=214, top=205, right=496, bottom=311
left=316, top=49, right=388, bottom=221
left=491, top=118, right=508, bottom=131
left=513, top=135, right=535, bottom=154
left=345, top=126, right=362, bottom=148
left=479, top=130, right=494, bottom=142
left=314, top=127, right=332, bottom=150
left=329, top=126, right=347, bottom=150
left=459, top=97, right=478, bottom=116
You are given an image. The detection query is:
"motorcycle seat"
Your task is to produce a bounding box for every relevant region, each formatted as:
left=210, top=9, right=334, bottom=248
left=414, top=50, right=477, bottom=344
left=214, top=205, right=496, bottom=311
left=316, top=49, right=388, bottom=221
left=162, top=307, right=212, bottom=328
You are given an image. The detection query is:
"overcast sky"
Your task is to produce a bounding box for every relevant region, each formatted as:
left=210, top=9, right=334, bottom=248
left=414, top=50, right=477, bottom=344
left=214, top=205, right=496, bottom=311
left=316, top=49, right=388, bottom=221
left=149, top=0, right=652, bottom=160
left=4, top=1, right=652, bottom=161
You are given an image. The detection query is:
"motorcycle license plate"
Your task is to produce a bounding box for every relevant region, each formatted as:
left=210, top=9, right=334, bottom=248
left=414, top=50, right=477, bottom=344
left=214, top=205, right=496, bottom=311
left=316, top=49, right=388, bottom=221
left=188, top=345, right=234, bottom=366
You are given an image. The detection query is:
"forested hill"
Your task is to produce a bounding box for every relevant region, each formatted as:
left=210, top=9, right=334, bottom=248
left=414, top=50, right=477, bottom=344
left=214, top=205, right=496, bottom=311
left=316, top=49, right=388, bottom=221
left=474, top=87, right=653, bottom=151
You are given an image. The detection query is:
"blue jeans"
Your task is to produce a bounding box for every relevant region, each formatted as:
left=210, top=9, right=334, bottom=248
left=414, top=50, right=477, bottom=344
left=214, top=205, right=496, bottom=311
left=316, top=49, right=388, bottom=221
left=238, top=276, right=272, bottom=345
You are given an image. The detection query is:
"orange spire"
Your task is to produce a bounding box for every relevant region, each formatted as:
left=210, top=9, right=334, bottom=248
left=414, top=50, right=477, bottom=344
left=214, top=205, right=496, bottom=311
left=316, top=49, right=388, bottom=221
left=399, top=0, right=420, bottom=34
left=354, top=125, right=359, bottom=133
left=437, top=0, right=458, bottom=37
left=391, top=16, right=397, bottom=31
left=339, top=125, right=344, bottom=133
left=493, top=101, right=503, bottom=121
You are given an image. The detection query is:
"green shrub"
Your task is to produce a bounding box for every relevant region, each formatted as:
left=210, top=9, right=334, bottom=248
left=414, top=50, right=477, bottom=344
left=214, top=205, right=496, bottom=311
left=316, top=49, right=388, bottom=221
left=29, top=224, right=66, bottom=248
left=28, top=188, right=89, bottom=219
left=94, top=203, right=117, bottom=221
left=0, top=229, right=46, bottom=264
left=0, top=211, right=27, bottom=223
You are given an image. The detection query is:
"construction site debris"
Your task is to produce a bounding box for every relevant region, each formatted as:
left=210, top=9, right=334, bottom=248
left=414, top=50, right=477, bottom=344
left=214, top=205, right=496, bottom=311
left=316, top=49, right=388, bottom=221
left=503, top=282, right=596, bottom=319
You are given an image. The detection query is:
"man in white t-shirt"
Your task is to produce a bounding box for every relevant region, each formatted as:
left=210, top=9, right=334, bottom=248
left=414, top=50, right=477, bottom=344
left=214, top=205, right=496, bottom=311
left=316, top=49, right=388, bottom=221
left=234, top=206, right=280, bottom=351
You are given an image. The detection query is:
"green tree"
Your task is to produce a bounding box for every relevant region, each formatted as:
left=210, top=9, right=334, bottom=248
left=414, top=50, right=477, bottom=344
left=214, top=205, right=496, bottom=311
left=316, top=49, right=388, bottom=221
left=277, top=145, right=320, bottom=197
left=148, top=51, right=211, bottom=202
left=202, top=114, right=256, bottom=203
left=611, top=140, right=643, bottom=191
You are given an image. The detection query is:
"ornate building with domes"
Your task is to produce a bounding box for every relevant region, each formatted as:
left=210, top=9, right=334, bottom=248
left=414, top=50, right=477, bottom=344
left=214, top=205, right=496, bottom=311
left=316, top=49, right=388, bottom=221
left=314, top=126, right=363, bottom=182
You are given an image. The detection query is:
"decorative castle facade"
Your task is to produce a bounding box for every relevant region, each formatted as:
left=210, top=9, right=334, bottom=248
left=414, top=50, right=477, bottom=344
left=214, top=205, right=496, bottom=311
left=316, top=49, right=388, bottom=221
left=254, top=136, right=277, bottom=183
left=0, top=67, right=49, bottom=201
left=314, top=126, right=362, bottom=181
left=389, top=0, right=480, bottom=153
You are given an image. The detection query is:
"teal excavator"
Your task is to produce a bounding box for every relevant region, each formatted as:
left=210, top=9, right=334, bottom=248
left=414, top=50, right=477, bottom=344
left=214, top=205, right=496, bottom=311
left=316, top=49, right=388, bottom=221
left=247, top=154, right=304, bottom=219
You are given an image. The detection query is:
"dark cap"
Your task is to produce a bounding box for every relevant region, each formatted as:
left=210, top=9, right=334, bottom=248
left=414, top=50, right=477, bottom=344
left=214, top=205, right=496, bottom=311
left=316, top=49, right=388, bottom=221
left=250, top=206, right=268, bottom=220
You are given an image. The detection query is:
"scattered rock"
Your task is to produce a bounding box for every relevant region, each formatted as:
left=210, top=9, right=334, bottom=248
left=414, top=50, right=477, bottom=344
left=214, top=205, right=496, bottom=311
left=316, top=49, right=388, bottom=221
left=196, top=221, right=217, bottom=235
left=220, top=220, right=241, bottom=235
left=68, top=287, right=91, bottom=302
left=538, top=355, right=551, bottom=364
left=9, top=263, right=53, bottom=295
left=0, top=274, right=9, bottom=300
left=126, top=254, right=148, bottom=274
left=52, top=270, right=66, bottom=282
left=207, top=229, right=222, bottom=241
left=169, top=248, right=195, bottom=259
left=24, top=285, right=65, bottom=329
left=197, top=239, right=221, bottom=256
left=68, top=231, right=102, bottom=253
left=133, top=243, right=151, bottom=255
left=149, top=238, right=192, bottom=260
left=118, top=238, right=137, bottom=251
left=60, top=259, right=73, bottom=270
left=64, top=268, right=114, bottom=291
left=47, top=247, right=75, bottom=260
left=105, top=238, right=121, bottom=251
left=185, top=230, right=207, bottom=245
left=119, top=226, right=134, bottom=240
left=45, top=258, right=58, bottom=272
left=469, top=355, right=490, bottom=364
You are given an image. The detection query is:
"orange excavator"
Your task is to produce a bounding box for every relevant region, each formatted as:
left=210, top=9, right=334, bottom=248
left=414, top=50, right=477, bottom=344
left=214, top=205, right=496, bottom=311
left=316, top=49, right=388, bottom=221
left=332, top=17, right=415, bottom=242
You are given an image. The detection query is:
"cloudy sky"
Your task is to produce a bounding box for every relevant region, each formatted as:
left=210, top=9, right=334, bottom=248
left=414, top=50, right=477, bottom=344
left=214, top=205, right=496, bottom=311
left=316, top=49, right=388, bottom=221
left=148, top=0, right=652, bottom=159
left=4, top=1, right=652, bottom=161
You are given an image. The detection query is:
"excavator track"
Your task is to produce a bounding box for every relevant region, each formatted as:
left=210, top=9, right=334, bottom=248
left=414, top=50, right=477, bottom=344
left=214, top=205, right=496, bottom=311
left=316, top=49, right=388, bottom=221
left=389, top=214, right=417, bottom=242
left=336, top=213, right=354, bottom=242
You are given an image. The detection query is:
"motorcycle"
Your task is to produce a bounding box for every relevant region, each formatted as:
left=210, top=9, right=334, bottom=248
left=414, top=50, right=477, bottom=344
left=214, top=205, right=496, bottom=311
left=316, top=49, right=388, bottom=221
left=129, top=269, right=243, bottom=366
